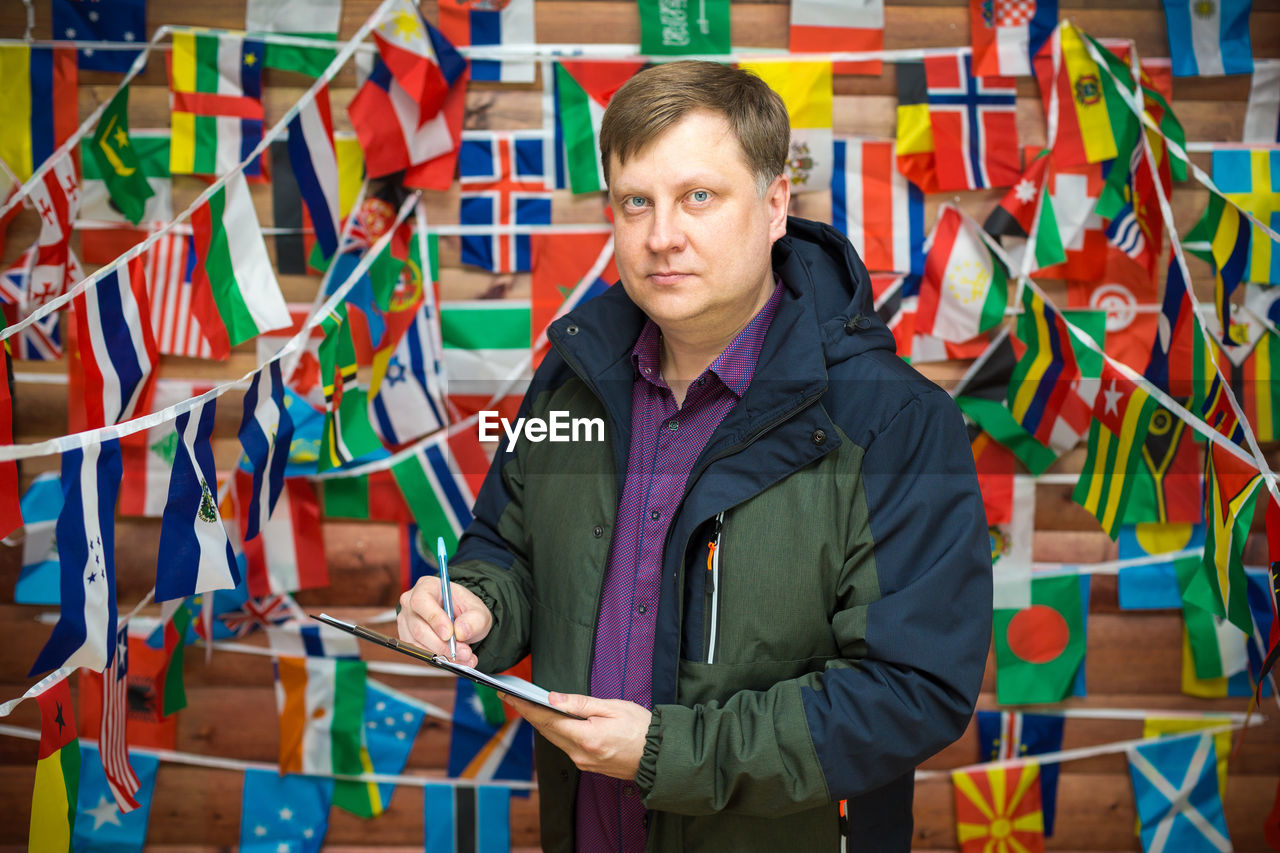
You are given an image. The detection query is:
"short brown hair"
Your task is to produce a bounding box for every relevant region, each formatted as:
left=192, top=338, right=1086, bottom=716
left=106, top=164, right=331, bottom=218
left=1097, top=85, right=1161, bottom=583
left=598, top=61, right=790, bottom=195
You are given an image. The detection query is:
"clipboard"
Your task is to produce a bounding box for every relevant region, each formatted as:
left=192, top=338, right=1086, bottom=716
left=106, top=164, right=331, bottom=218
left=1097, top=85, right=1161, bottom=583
left=312, top=613, right=586, bottom=720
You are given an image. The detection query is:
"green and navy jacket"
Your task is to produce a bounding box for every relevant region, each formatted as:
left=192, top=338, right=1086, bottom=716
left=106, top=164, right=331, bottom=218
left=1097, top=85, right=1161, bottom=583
left=450, top=216, right=993, bottom=852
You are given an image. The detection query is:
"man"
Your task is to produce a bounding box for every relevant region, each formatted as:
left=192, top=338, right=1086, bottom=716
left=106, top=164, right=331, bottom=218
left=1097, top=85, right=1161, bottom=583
left=400, top=61, right=992, bottom=851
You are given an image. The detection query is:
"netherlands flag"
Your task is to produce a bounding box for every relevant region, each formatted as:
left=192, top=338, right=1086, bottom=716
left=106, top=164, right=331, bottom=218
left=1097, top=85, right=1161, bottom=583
left=72, top=254, right=158, bottom=429
left=154, top=400, right=240, bottom=602
left=237, top=360, right=295, bottom=542
left=286, top=87, right=341, bottom=264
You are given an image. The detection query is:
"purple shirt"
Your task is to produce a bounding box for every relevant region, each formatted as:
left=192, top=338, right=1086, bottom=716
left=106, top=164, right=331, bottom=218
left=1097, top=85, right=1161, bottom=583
left=574, top=281, right=784, bottom=852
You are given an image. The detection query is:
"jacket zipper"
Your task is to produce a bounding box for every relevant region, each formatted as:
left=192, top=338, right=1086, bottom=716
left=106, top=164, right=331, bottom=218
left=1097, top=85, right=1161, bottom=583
left=703, top=512, right=724, bottom=664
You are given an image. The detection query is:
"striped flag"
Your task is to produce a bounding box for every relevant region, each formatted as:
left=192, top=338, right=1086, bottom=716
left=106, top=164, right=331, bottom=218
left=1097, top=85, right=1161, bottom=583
left=286, top=86, right=341, bottom=265
left=332, top=679, right=429, bottom=818
left=1032, top=22, right=1124, bottom=167
left=1163, top=0, right=1253, bottom=77
left=142, top=231, right=213, bottom=359
left=438, top=0, right=536, bottom=83
left=1072, top=363, right=1160, bottom=538
left=120, top=379, right=216, bottom=517
left=71, top=254, right=159, bottom=429
left=440, top=300, right=532, bottom=419
left=975, top=710, right=1065, bottom=835
left=373, top=0, right=463, bottom=118
left=448, top=679, right=534, bottom=782
left=238, top=473, right=329, bottom=597
left=348, top=54, right=458, bottom=180
left=100, top=623, right=141, bottom=813
left=1007, top=286, right=1092, bottom=457
left=190, top=171, right=291, bottom=357
left=167, top=31, right=266, bottom=178
left=29, top=439, right=123, bottom=676
left=916, top=204, right=1008, bottom=342
left=789, top=0, right=883, bottom=75
left=969, top=0, right=1057, bottom=77
left=1244, top=59, right=1280, bottom=143
left=424, top=783, right=511, bottom=853
left=318, top=302, right=384, bottom=471
left=0, top=45, right=77, bottom=181
left=390, top=426, right=488, bottom=552
left=0, top=250, right=63, bottom=360
left=1205, top=149, right=1279, bottom=286
left=552, top=61, right=645, bottom=194
left=155, top=400, right=240, bottom=601
left=237, top=361, right=295, bottom=542
left=922, top=51, right=1020, bottom=191
left=831, top=138, right=925, bottom=275
left=370, top=301, right=448, bottom=448
left=159, top=600, right=191, bottom=716
left=29, top=673, right=80, bottom=851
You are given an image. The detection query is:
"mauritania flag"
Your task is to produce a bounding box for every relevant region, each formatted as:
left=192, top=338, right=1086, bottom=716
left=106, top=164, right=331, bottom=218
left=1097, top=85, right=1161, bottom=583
left=190, top=171, right=291, bottom=357
left=268, top=621, right=367, bottom=776
left=916, top=204, right=1008, bottom=342
left=1162, top=0, right=1253, bottom=77
left=424, top=783, right=511, bottom=853
left=237, top=361, right=295, bottom=542
left=390, top=426, right=488, bottom=553
left=1073, top=362, right=1160, bottom=539
left=553, top=61, right=645, bottom=194
left=286, top=86, right=341, bottom=264
left=168, top=30, right=266, bottom=178
left=30, top=673, right=79, bottom=852
left=155, top=400, right=240, bottom=602
left=29, top=439, right=123, bottom=676
left=72, top=253, right=159, bottom=429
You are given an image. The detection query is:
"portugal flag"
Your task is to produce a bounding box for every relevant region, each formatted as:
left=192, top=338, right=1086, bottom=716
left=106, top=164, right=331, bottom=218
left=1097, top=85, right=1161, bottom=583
left=953, top=761, right=1046, bottom=853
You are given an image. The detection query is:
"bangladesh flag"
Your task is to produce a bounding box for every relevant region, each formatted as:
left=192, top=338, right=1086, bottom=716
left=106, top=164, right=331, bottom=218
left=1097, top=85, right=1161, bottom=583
left=994, top=574, right=1088, bottom=705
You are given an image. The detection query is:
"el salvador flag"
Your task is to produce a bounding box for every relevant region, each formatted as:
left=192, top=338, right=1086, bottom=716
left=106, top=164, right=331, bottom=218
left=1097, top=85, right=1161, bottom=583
left=238, top=361, right=295, bottom=542
left=73, top=254, right=159, bottom=429
left=286, top=86, right=341, bottom=264
left=29, top=439, right=123, bottom=676
left=155, top=400, right=240, bottom=602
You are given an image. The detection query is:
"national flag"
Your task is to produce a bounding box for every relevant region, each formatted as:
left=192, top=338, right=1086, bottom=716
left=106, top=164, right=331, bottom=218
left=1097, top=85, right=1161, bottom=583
left=920, top=51, right=1019, bottom=191
left=1007, top=286, right=1092, bottom=457
left=1243, top=59, right=1280, bottom=143
left=895, top=60, right=939, bottom=193
left=26, top=152, right=82, bottom=309
left=1184, top=439, right=1264, bottom=634
left=1179, top=563, right=1249, bottom=688
left=237, top=361, right=295, bottom=542
left=975, top=711, right=1064, bottom=835
left=14, top=473, right=62, bottom=604
left=1035, top=158, right=1108, bottom=281
left=1065, top=267, right=1160, bottom=374
left=789, top=0, right=884, bottom=75
left=401, top=66, right=472, bottom=193
left=990, top=475, right=1034, bottom=609
left=552, top=61, right=644, bottom=194
left=245, top=0, right=342, bottom=77
left=993, top=574, right=1088, bottom=704
left=1127, top=733, right=1233, bottom=852
left=0, top=342, right=17, bottom=540
left=158, top=600, right=190, bottom=715
left=1032, top=22, right=1123, bottom=167
left=0, top=45, right=77, bottom=181
left=916, top=204, right=1008, bottom=343
left=982, top=150, right=1062, bottom=274
left=373, top=0, right=464, bottom=118
left=1198, top=372, right=1244, bottom=446
left=1073, top=363, right=1161, bottom=538
left=331, top=679, right=429, bottom=818
left=1185, top=191, right=1251, bottom=344
left=79, top=133, right=172, bottom=266
left=71, top=254, right=159, bottom=429
left=971, top=430, right=1015, bottom=527
left=255, top=305, right=327, bottom=407
left=530, top=230, right=617, bottom=365
left=269, top=138, right=315, bottom=277
left=831, top=138, right=926, bottom=275
left=52, top=0, right=146, bottom=73
left=286, top=86, right=342, bottom=267
left=424, top=783, right=512, bottom=853
left=1144, top=718, right=1234, bottom=806
left=0, top=250, right=64, bottom=360
left=155, top=400, right=240, bottom=601
left=1236, top=322, right=1280, bottom=443
left=74, top=743, right=159, bottom=853
left=80, top=626, right=179, bottom=751
left=100, top=624, right=141, bottom=813
left=1259, top=498, right=1279, bottom=692
left=140, top=231, right=214, bottom=359
left=30, top=673, right=80, bottom=852
left=189, top=171, right=292, bottom=357
left=440, top=300, right=533, bottom=419
left=86, top=87, right=154, bottom=228
left=739, top=60, right=834, bottom=193
left=1144, top=258, right=1216, bottom=410
left=347, top=53, right=459, bottom=181
left=1116, top=524, right=1205, bottom=609
left=119, top=379, right=215, bottom=516
left=390, top=426, right=488, bottom=553
left=970, top=0, right=1057, bottom=77
left=952, top=762, right=1044, bottom=852
left=447, top=678, right=535, bottom=783
left=167, top=31, right=266, bottom=178
left=458, top=131, right=552, bottom=274
left=400, top=522, right=436, bottom=590
left=637, top=0, right=730, bottom=54
left=268, top=622, right=367, bottom=776
left=1163, top=0, right=1253, bottom=77
left=317, top=303, right=384, bottom=471
left=30, top=439, right=123, bottom=676
left=194, top=586, right=298, bottom=641
left=438, top=0, right=536, bottom=82
left=369, top=301, right=448, bottom=448
left=238, top=473, right=328, bottom=597
left=320, top=470, right=411, bottom=522
left=239, top=768, right=334, bottom=852
left=1196, top=148, right=1280, bottom=287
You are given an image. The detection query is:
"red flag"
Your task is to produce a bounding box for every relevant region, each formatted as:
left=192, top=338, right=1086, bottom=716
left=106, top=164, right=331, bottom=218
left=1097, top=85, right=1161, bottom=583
left=237, top=473, right=329, bottom=597
left=36, top=673, right=77, bottom=757
left=972, top=430, right=1016, bottom=526
left=100, top=624, right=141, bottom=812
left=403, top=68, right=471, bottom=192
left=0, top=340, right=21, bottom=538
left=530, top=231, right=618, bottom=365
left=79, top=632, right=179, bottom=751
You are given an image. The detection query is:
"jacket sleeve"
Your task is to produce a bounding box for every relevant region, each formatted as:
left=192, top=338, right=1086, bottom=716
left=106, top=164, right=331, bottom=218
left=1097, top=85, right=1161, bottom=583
left=635, top=390, right=992, bottom=816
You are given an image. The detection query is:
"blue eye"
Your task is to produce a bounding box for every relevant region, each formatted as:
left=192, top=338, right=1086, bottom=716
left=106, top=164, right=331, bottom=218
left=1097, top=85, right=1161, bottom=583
left=690, top=190, right=710, bottom=203
left=624, top=196, right=647, bottom=209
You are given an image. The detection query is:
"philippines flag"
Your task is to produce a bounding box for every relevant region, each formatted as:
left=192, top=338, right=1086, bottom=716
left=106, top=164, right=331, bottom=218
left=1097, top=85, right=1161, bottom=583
left=238, top=473, right=329, bottom=597
left=925, top=51, right=1021, bottom=190
left=286, top=87, right=341, bottom=264
left=459, top=131, right=553, bottom=274
left=370, top=302, right=447, bottom=447
left=29, top=439, right=123, bottom=676
left=347, top=55, right=457, bottom=180
left=154, top=400, right=241, bottom=602
left=438, top=0, right=536, bottom=83
left=372, top=0, right=466, bottom=117
left=100, top=623, right=142, bottom=813
left=71, top=254, right=159, bottom=429
left=237, top=361, right=295, bottom=542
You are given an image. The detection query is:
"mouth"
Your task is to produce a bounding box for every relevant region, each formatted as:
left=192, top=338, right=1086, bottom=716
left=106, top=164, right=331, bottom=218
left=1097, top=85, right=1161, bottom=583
left=648, top=271, right=690, bottom=286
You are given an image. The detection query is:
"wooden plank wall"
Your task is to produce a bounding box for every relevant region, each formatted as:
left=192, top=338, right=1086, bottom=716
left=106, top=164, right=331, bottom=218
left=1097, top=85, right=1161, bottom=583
left=1, top=0, right=1279, bottom=850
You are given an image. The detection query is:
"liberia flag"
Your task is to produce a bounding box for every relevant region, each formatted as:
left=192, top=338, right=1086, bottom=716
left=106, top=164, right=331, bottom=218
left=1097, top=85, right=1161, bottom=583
left=100, top=623, right=141, bottom=813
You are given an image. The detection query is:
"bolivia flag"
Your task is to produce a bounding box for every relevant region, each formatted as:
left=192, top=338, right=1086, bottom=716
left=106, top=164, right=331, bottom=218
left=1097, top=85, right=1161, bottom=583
left=30, top=674, right=80, bottom=852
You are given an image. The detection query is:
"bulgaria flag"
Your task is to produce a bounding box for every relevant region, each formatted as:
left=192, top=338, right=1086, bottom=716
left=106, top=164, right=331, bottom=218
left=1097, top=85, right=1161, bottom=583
left=390, top=426, right=488, bottom=553
left=189, top=172, right=291, bottom=357
left=553, top=61, right=644, bottom=195
left=916, top=204, right=1008, bottom=342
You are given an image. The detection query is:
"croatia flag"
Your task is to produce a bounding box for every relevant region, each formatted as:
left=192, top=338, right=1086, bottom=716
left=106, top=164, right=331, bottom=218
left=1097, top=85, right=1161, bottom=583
left=286, top=87, right=341, bottom=264
left=969, top=0, right=1057, bottom=77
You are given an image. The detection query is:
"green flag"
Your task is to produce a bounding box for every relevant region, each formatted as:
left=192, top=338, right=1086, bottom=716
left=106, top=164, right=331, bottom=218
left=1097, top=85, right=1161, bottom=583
left=637, top=0, right=731, bottom=55
left=318, top=304, right=384, bottom=472
left=993, top=574, right=1087, bottom=704
left=88, top=87, right=154, bottom=225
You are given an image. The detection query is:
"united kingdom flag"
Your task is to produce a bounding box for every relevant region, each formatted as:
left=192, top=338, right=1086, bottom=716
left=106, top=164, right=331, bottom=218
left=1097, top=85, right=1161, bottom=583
left=925, top=50, right=1021, bottom=191
left=458, top=131, right=552, bottom=274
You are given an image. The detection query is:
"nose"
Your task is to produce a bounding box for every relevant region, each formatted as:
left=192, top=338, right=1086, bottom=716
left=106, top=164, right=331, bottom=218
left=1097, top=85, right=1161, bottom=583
left=645, top=204, right=687, bottom=255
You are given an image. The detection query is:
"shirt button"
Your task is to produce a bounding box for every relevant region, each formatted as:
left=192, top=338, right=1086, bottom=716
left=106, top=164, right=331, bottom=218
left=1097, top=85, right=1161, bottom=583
left=667, top=420, right=679, bottom=431
left=637, top=604, right=647, bottom=614
left=592, top=525, right=604, bottom=538
left=624, top=785, right=637, bottom=797
left=697, top=377, right=706, bottom=386
left=650, top=510, right=660, bottom=521
left=643, top=367, right=652, bottom=374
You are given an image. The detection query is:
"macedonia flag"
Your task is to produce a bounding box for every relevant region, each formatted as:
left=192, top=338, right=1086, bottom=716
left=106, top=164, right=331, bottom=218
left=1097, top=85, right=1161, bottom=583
left=953, top=762, right=1046, bottom=853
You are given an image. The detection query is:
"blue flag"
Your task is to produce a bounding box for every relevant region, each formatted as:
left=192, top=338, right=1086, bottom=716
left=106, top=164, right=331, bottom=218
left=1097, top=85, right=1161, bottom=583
left=52, top=0, right=146, bottom=73
left=239, top=768, right=333, bottom=853
left=424, top=783, right=511, bottom=853
left=14, top=472, right=63, bottom=605
left=30, top=439, right=123, bottom=676
left=332, top=679, right=429, bottom=817
left=458, top=132, right=552, bottom=274
left=1128, top=733, right=1232, bottom=852
left=370, top=304, right=448, bottom=447
left=1243, top=567, right=1275, bottom=697
left=976, top=710, right=1065, bottom=835
left=73, top=744, right=159, bottom=853
left=447, top=679, right=534, bottom=784
left=1162, top=0, right=1253, bottom=77
left=238, top=361, right=295, bottom=541
left=1117, top=523, right=1206, bottom=610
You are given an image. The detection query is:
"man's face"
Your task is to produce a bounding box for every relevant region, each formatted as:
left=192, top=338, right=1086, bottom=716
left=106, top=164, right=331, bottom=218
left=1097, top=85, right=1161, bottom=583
left=606, top=110, right=789, bottom=341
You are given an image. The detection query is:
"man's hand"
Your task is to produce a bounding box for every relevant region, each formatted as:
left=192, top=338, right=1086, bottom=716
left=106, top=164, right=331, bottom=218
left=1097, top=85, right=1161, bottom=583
left=397, top=577, right=493, bottom=668
left=500, top=692, right=651, bottom=781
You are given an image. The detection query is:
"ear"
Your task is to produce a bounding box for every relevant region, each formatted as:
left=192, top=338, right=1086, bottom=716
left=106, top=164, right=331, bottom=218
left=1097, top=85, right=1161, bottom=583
left=765, top=173, right=791, bottom=245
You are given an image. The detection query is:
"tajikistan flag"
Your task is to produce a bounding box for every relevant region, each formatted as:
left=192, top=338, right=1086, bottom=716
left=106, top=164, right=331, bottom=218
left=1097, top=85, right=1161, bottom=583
left=916, top=203, right=1008, bottom=342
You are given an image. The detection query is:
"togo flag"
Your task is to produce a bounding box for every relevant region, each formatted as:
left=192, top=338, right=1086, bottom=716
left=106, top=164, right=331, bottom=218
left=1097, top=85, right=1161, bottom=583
left=155, top=400, right=241, bottom=602
left=189, top=171, right=291, bottom=358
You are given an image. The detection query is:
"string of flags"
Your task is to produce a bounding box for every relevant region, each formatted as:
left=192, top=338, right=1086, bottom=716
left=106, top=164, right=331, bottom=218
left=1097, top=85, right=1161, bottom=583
left=0, top=0, right=1278, bottom=850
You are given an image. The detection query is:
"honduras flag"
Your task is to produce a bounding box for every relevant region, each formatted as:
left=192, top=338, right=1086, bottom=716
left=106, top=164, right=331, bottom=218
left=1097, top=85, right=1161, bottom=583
left=29, top=439, right=123, bottom=676
left=286, top=87, right=340, bottom=264
left=237, top=361, right=295, bottom=542
left=155, top=400, right=240, bottom=601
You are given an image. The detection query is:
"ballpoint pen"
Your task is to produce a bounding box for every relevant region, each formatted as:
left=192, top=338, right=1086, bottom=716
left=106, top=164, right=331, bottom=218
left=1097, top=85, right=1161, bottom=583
left=437, top=536, right=457, bottom=660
